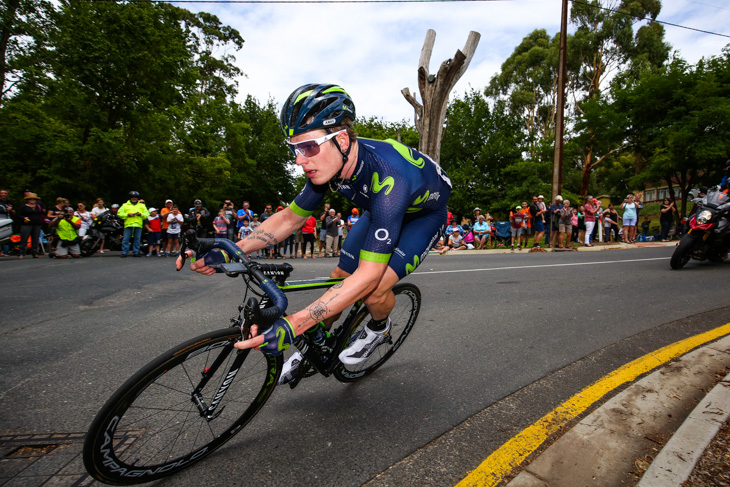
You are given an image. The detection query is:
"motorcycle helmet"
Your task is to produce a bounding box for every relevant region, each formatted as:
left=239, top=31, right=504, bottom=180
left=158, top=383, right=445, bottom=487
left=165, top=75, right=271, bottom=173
left=352, top=208, right=359, bottom=215
left=111, top=204, right=120, bottom=209
left=280, top=83, right=355, bottom=138
left=129, top=191, right=140, bottom=198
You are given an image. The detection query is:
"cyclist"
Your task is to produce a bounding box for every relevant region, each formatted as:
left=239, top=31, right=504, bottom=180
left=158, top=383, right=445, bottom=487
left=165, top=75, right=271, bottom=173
left=179, top=83, right=451, bottom=383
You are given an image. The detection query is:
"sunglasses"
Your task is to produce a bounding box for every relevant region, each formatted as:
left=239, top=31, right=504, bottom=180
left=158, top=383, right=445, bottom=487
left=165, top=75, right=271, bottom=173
left=287, top=130, right=345, bottom=158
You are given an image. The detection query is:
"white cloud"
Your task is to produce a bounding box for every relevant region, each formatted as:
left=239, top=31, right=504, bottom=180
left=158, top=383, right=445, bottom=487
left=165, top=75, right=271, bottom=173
left=190, top=0, right=730, bottom=123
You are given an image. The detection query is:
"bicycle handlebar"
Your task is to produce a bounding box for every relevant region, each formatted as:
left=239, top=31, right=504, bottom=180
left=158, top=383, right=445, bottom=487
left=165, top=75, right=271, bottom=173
left=179, top=230, right=288, bottom=323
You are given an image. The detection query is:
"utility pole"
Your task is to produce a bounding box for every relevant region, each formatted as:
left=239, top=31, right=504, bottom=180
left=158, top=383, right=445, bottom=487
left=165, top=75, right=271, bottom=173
left=552, top=0, right=568, bottom=200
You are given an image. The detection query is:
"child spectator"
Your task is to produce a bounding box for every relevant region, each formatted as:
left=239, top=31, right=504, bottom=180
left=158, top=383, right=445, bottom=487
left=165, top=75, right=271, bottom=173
left=510, top=205, right=527, bottom=250
left=238, top=217, right=253, bottom=240
left=165, top=205, right=183, bottom=256
left=213, top=209, right=230, bottom=239
left=145, top=208, right=162, bottom=256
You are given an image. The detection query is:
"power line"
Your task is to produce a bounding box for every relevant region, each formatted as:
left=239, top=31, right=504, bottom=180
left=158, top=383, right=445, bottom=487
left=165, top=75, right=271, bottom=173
left=570, top=0, right=730, bottom=39
left=123, top=0, right=730, bottom=40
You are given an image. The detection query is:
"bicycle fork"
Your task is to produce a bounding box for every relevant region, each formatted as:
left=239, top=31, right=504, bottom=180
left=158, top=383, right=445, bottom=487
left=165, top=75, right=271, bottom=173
left=191, top=344, right=250, bottom=421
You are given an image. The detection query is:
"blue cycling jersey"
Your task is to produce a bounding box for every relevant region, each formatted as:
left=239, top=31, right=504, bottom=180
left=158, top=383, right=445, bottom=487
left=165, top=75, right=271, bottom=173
left=289, top=138, right=452, bottom=263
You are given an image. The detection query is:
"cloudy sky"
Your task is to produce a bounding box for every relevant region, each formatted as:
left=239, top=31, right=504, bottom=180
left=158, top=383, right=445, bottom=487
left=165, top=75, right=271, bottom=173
left=185, top=0, right=729, bottom=123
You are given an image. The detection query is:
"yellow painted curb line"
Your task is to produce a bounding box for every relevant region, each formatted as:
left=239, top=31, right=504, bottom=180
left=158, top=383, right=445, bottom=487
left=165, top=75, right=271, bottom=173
left=456, top=322, right=730, bottom=487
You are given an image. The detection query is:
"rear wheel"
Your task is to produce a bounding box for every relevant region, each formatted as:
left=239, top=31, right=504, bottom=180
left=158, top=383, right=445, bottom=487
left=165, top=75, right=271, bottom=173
left=84, top=328, right=281, bottom=485
left=670, top=234, right=699, bottom=269
left=334, top=283, right=421, bottom=382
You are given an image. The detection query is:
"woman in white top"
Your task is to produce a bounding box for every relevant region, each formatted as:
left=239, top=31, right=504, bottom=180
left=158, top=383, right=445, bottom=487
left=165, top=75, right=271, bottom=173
left=75, top=202, right=92, bottom=237
left=89, top=198, right=108, bottom=253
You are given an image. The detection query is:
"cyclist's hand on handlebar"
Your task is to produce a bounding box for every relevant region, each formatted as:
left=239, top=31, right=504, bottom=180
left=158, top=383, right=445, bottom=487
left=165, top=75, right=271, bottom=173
left=234, top=317, right=296, bottom=356
left=234, top=324, right=265, bottom=350
left=175, top=251, right=217, bottom=275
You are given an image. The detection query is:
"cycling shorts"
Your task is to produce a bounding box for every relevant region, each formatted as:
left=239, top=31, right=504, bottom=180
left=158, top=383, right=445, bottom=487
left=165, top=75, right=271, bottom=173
left=337, top=207, right=446, bottom=280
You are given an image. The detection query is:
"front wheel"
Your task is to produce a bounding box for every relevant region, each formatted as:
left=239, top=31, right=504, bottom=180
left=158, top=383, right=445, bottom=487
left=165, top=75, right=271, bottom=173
left=334, top=283, right=421, bottom=382
left=83, top=328, right=281, bottom=485
left=670, top=234, right=699, bottom=269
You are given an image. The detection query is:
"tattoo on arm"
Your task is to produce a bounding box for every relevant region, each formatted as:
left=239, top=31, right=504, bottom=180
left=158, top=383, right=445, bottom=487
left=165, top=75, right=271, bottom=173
left=307, top=293, right=340, bottom=324
left=245, top=229, right=279, bottom=246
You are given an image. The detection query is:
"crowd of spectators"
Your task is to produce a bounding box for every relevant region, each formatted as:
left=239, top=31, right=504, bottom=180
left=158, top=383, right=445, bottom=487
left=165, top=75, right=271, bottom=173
left=0, top=189, right=360, bottom=261
left=431, top=192, right=662, bottom=254
left=1, top=187, right=677, bottom=261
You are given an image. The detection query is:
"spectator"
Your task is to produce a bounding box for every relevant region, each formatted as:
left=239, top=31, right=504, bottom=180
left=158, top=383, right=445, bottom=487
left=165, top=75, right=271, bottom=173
left=293, top=228, right=303, bottom=258
left=222, top=200, right=237, bottom=241
left=317, top=203, right=330, bottom=257
left=549, top=195, right=563, bottom=248
left=530, top=195, right=546, bottom=248
left=576, top=205, right=586, bottom=244
left=603, top=204, right=620, bottom=243
left=249, top=214, right=261, bottom=258
left=0, top=188, right=14, bottom=221
left=440, top=227, right=467, bottom=254
left=583, top=196, right=597, bottom=247
left=17, top=193, right=44, bottom=259
left=49, top=206, right=81, bottom=259
left=75, top=202, right=92, bottom=237
left=165, top=205, right=183, bottom=256
left=336, top=212, right=345, bottom=255
left=46, top=197, right=67, bottom=253
left=238, top=216, right=253, bottom=241
left=188, top=199, right=210, bottom=238
left=447, top=219, right=463, bottom=236
left=571, top=204, right=579, bottom=243
left=593, top=199, right=603, bottom=243
left=89, top=199, right=110, bottom=254
left=119, top=191, right=149, bottom=257
left=558, top=199, right=573, bottom=248
left=0, top=189, right=14, bottom=256
left=537, top=195, right=548, bottom=246
left=510, top=205, right=527, bottom=250
left=237, top=201, right=253, bottom=237
left=145, top=208, right=162, bottom=256
left=325, top=208, right=339, bottom=257
left=432, top=235, right=446, bottom=252
left=620, top=194, right=639, bottom=244
left=301, top=214, right=317, bottom=258
left=213, top=209, right=230, bottom=239
left=473, top=207, right=482, bottom=224
left=520, top=200, right=532, bottom=244
left=347, top=208, right=359, bottom=231
left=659, top=198, right=676, bottom=241
left=473, top=214, right=491, bottom=249
left=260, top=204, right=274, bottom=222
left=160, top=199, right=173, bottom=249
left=640, top=215, right=651, bottom=238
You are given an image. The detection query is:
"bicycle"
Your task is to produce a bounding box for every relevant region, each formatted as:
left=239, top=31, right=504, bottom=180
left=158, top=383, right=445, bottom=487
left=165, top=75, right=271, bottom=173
left=83, top=231, right=421, bottom=485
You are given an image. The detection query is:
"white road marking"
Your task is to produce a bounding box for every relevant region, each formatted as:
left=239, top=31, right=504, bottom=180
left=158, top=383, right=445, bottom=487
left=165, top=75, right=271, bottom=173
left=415, top=257, right=668, bottom=275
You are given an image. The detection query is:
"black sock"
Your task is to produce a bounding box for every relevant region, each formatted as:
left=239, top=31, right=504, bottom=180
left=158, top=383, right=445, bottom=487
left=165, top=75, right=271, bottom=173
left=368, top=317, right=389, bottom=332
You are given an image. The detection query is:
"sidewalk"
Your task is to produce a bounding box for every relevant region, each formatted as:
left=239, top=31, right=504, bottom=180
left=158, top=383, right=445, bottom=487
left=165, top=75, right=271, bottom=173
left=502, top=334, right=730, bottom=487
left=432, top=239, right=677, bottom=256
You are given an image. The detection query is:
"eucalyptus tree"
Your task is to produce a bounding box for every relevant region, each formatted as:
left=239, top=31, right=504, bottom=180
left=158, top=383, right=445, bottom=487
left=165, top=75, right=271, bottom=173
left=570, top=0, right=670, bottom=195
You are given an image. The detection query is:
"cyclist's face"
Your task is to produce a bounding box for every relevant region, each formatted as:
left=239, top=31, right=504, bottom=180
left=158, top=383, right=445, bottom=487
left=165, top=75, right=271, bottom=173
left=292, top=129, right=347, bottom=185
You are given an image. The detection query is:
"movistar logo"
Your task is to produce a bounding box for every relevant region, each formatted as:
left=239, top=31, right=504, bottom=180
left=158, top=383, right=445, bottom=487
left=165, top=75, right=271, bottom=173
left=405, top=255, right=420, bottom=275
left=413, top=190, right=429, bottom=206
left=371, top=172, right=394, bottom=195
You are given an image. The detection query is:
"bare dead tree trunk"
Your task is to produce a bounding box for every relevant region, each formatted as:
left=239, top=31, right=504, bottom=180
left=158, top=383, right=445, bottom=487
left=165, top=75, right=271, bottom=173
left=402, top=29, right=480, bottom=163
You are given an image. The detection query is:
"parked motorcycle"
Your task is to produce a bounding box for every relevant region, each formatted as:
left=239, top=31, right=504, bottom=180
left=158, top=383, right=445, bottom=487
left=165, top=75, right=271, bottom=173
left=670, top=190, right=730, bottom=269
left=80, top=211, right=124, bottom=257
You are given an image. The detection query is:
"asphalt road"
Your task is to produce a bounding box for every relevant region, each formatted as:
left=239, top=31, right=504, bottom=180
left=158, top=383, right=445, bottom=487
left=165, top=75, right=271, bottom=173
left=0, top=247, right=728, bottom=486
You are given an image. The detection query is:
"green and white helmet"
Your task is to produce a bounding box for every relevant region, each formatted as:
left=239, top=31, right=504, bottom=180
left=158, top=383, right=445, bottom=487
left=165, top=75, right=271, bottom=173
left=280, top=84, right=356, bottom=138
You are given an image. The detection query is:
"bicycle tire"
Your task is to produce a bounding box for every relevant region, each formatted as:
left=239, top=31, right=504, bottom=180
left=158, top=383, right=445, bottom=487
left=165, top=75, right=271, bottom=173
left=83, top=328, right=281, bottom=485
left=333, top=283, right=421, bottom=382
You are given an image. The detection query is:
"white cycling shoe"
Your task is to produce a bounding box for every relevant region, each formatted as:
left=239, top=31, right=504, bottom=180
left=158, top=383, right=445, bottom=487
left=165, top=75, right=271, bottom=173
left=278, top=351, right=302, bottom=385
left=338, top=318, right=391, bottom=366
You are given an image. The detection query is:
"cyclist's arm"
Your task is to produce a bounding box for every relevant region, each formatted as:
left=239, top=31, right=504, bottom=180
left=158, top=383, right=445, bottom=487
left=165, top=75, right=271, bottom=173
left=235, top=259, right=388, bottom=350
